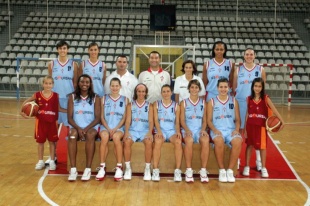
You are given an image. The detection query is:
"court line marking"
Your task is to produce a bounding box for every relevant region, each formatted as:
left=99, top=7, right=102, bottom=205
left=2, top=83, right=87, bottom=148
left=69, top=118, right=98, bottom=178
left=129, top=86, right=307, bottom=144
left=38, top=168, right=59, bottom=206
left=268, top=134, right=310, bottom=206
left=0, top=112, right=20, bottom=117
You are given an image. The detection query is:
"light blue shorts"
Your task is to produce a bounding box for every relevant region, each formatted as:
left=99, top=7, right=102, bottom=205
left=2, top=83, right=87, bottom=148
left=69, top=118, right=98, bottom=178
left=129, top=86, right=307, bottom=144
left=128, top=129, right=149, bottom=142
left=155, top=129, right=176, bottom=142
left=100, top=125, right=124, bottom=133
left=181, top=129, right=203, bottom=143
left=210, top=129, right=242, bottom=148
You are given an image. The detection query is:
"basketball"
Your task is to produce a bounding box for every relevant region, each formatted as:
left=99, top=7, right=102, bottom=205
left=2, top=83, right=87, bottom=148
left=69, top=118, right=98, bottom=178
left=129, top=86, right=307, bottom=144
left=22, top=101, right=39, bottom=117
left=266, top=116, right=282, bottom=133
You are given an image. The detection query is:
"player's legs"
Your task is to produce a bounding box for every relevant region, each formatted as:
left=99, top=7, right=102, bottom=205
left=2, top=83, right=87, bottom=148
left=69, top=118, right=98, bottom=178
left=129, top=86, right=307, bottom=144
left=152, top=134, right=164, bottom=169
left=99, top=130, right=109, bottom=163
left=68, top=128, right=78, bottom=167
left=212, top=136, right=225, bottom=169
left=260, top=149, right=267, bottom=168
left=85, top=128, right=97, bottom=168
left=169, top=134, right=183, bottom=169
left=183, top=135, right=193, bottom=168
left=228, top=137, right=242, bottom=170
left=112, top=131, right=124, bottom=164
left=123, top=137, right=134, bottom=162
left=143, top=137, right=153, bottom=163
left=199, top=135, right=210, bottom=169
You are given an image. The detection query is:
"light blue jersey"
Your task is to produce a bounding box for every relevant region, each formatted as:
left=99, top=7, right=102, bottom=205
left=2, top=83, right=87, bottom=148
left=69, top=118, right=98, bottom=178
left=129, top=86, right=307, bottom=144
left=83, top=60, right=105, bottom=97
left=155, top=100, right=177, bottom=132
left=235, top=64, right=263, bottom=101
left=129, top=100, right=150, bottom=132
left=102, top=95, right=126, bottom=131
left=52, top=59, right=74, bottom=98
left=183, top=98, right=205, bottom=132
left=235, top=64, right=263, bottom=128
left=211, top=96, right=236, bottom=131
left=206, top=58, right=232, bottom=101
left=72, top=94, right=98, bottom=129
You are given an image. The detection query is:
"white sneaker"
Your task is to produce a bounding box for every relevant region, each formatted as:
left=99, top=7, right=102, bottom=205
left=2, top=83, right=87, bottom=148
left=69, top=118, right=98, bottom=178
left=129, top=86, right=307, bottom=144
left=199, top=169, right=209, bottom=183
left=261, top=167, right=269, bottom=178
left=35, top=161, right=45, bottom=170
left=49, top=160, right=56, bottom=171
left=185, top=169, right=194, bottom=183
left=151, top=169, right=160, bottom=181
left=124, top=168, right=132, bottom=180
left=219, top=169, right=227, bottom=182
left=242, top=166, right=250, bottom=176
left=256, top=160, right=262, bottom=171
left=114, top=166, right=123, bottom=181
left=143, top=167, right=151, bottom=181
left=68, top=168, right=78, bottom=181
left=96, top=166, right=106, bottom=181
left=81, top=168, right=91, bottom=181
left=174, top=169, right=182, bottom=182
left=227, top=169, right=235, bottom=183
left=45, top=156, right=57, bottom=165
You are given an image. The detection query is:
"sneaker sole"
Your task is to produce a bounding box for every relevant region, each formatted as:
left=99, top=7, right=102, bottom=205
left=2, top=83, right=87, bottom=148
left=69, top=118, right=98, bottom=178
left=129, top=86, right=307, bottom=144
left=96, top=177, right=105, bottom=181
left=123, top=177, right=132, bottom=180
left=114, top=177, right=123, bottom=181
left=143, top=178, right=151, bottom=181
left=201, top=180, right=209, bottom=183
left=242, top=173, right=250, bottom=176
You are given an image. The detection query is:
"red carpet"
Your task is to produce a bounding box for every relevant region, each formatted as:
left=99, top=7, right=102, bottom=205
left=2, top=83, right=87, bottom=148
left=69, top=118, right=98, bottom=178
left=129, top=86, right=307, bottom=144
left=237, top=134, right=297, bottom=180
left=50, top=126, right=297, bottom=180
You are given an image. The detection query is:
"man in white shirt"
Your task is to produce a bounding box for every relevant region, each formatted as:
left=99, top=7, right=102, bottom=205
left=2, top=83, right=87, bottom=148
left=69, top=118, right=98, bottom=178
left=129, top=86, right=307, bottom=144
left=138, top=51, right=171, bottom=103
left=104, top=55, right=138, bottom=101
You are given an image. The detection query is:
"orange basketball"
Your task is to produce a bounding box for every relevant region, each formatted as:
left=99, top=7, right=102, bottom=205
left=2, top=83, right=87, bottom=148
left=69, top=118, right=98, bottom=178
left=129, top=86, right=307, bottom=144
left=22, top=101, right=39, bottom=117
left=266, top=116, right=282, bottom=133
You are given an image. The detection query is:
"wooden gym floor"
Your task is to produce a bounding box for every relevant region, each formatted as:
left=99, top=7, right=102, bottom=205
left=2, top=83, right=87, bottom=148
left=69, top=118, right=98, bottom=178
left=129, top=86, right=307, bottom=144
left=0, top=98, right=309, bottom=206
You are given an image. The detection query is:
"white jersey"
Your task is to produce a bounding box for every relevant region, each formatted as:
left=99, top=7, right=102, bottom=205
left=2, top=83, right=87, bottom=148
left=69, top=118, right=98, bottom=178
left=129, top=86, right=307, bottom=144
left=104, top=70, right=138, bottom=101
left=138, top=68, right=170, bottom=103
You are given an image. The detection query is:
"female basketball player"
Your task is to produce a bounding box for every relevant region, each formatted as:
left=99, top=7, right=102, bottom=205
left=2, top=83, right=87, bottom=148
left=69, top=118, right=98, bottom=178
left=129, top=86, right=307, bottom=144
left=207, top=78, right=242, bottom=183
left=153, top=84, right=182, bottom=182
left=67, top=74, right=101, bottom=181
left=79, top=42, right=106, bottom=97
left=233, top=48, right=266, bottom=171
left=96, top=77, right=128, bottom=181
left=123, top=83, right=154, bottom=181
left=20, top=76, right=63, bottom=171
left=202, top=41, right=235, bottom=101
left=242, top=78, right=284, bottom=178
left=180, top=79, right=210, bottom=183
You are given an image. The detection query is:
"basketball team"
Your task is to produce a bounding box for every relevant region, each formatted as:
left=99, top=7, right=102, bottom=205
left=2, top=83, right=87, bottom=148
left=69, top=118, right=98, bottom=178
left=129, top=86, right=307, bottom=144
left=20, top=40, right=285, bottom=183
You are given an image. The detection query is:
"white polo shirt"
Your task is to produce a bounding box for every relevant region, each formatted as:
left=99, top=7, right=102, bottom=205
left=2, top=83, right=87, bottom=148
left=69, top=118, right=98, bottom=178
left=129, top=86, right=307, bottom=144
left=173, top=74, right=206, bottom=103
left=138, top=68, right=171, bottom=103
left=104, top=70, right=138, bottom=101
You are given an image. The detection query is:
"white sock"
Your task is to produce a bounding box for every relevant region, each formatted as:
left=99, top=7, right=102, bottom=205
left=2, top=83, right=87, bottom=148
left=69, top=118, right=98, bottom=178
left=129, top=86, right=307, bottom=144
left=256, top=150, right=261, bottom=161
left=201, top=168, right=206, bottom=171
left=116, top=163, right=122, bottom=167
left=125, top=161, right=131, bottom=169
left=186, top=168, right=192, bottom=171
left=145, top=163, right=151, bottom=168
left=100, top=163, right=106, bottom=167
left=38, top=160, right=44, bottom=163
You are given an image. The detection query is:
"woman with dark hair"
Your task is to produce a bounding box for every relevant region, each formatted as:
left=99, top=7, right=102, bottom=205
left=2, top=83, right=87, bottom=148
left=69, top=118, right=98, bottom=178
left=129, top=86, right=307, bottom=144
left=67, top=74, right=101, bottom=181
left=79, top=42, right=107, bottom=97
left=174, top=60, right=205, bottom=103
left=202, top=41, right=235, bottom=101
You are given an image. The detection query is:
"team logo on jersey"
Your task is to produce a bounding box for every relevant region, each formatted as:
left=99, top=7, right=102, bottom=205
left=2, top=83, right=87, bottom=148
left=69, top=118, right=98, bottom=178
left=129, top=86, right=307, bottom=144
left=92, top=69, right=96, bottom=74
left=61, top=68, right=64, bottom=73
left=218, top=68, right=221, bottom=73
left=160, top=76, right=164, bottom=82
left=68, top=66, right=71, bottom=71
left=223, top=107, right=226, bottom=113
left=99, top=67, right=102, bottom=72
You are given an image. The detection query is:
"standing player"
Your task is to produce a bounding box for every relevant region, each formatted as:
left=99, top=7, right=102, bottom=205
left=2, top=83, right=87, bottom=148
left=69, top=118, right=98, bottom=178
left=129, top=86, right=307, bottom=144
left=242, top=78, right=284, bottom=178
left=233, top=48, right=266, bottom=171
left=207, top=78, right=242, bottom=183
left=67, top=74, right=101, bottom=181
left=180, top=79, right=210, bottom=183
left=153, top=84, right=182, bottom=182
left=104, top=55, right=138, bottom=101
left=138, top=51, right=170, bottom=103
left=123, top=83, right=154, bottom=181
left=202, top=41, right=234, bottom=101
left=96, top=77, right=128, bottom=181
left=174, top=60, right=205, bottom=103
left=47, top=40, right=78, bottom=164
left=80, top=42, right=106, bottom=97
left=20, top=76, right=62, bottom=171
